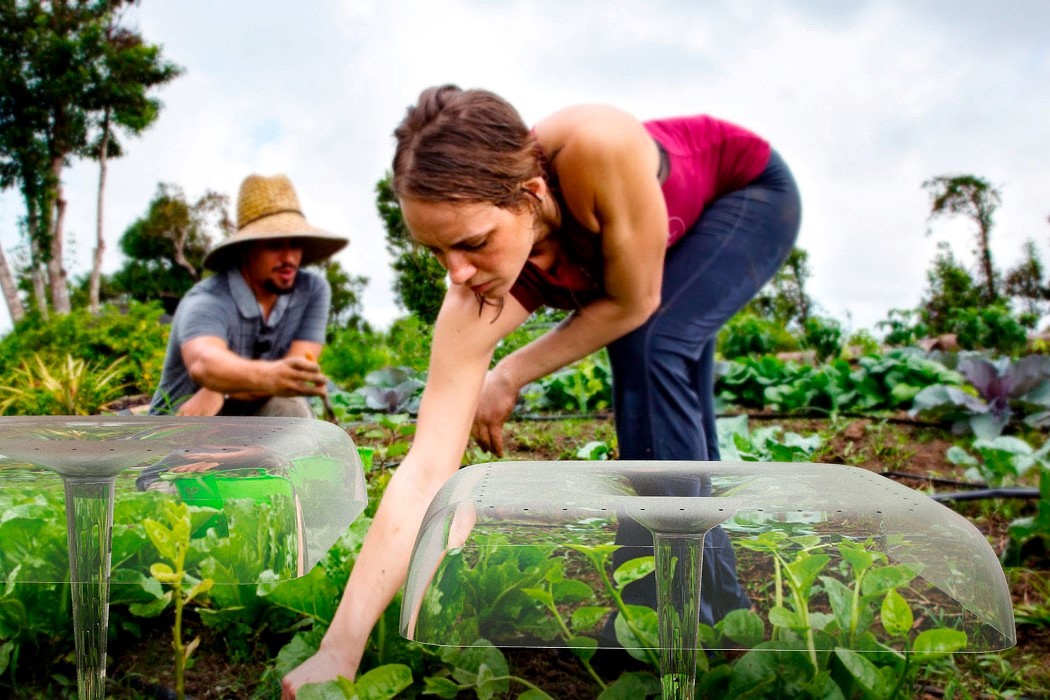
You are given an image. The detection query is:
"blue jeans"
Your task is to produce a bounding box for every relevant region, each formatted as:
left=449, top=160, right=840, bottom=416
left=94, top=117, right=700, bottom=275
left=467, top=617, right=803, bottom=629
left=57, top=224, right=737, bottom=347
left=606, top=149, right=801, bottom=627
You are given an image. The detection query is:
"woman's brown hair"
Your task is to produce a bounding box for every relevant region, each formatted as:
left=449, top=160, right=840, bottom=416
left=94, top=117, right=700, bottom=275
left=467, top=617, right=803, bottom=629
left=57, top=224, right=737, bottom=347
left=392, top=85, right=543, bottom=211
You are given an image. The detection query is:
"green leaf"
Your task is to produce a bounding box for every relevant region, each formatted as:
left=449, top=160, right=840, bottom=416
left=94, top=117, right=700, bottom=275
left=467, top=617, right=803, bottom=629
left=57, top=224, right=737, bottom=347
left=613, top=556, right=655, bottom=588
left=717, top=608, right=764, bottom=647
left=0, top=640, right=13, bottom=676
left=861, top=564, right=916, bottom=596
left=833, top=648, right=884, bottom=696
left=142, top=520, right=177, bottom=562
left=422, top=676, right=460, bottom=699
left=568, top=635, right=597, bottom=662
left=880, top=588, right=913, bottom=638
left=768, top=605, right=803, bottom=629
left=516, top=690, right=555, bottom=700
left=912, top=628, right=968, bottom=659
left=570, top=605, right=610, bottom=633
left=298, top=680, right=351, bottom=700
left=185, top=578, right=214, bottom=604
left=598, top=671, right=660, bottom=699
left=354, top=663, right=414, bottom=699
left=129, top=591, right=172, bottom=618
left=614, top=604, right=659, bottom=656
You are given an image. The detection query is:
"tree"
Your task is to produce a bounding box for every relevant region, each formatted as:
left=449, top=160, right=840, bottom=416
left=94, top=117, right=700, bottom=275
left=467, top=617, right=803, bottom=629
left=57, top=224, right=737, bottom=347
left=107, top=183, right=228, bottom=313
left=0, top=0, right=178, bottom=321
left=375, top=172, right=446, bottom=324
left=318, top=258, right=369, bottom=331
left=745, top=246, right=813, bottom=329
left=923, top=174, right=1002, bottom=304
left=84, top=9, right=181, bottom=313
left=919, top=241, right=984, bottom=334
left=1004, top=238, right=1049, bottom=320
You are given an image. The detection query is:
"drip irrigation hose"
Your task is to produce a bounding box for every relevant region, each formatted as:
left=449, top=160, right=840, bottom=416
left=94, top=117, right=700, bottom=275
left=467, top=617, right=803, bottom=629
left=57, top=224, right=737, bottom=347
left=931, top=487, right=1040, bottom=503
left=880, top=470, right=988, bottom=489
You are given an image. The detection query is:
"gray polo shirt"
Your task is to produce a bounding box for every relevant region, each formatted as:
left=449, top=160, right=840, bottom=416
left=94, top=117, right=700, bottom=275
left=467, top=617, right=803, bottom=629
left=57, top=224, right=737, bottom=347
left=149, top=267, right=331, bottom=414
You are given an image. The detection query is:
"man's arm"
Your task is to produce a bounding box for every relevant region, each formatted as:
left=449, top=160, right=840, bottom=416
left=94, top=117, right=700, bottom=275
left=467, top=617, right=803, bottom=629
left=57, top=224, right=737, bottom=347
left=180, top=335, right=327, bottom=399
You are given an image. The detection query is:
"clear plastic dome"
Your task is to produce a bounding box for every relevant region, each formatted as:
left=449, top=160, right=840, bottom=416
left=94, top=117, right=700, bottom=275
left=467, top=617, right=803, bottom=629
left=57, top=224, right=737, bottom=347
left=403, top=460, right=1015, bottom=655
left=0, top=416, right=367, bottom=582
left=0, top=415, right=368, bottom=700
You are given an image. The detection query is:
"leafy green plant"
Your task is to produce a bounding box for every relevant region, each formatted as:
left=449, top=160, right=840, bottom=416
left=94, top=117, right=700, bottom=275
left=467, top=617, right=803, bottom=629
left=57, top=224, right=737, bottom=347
left=521, top=352, right=611, bottom=414
left=138, top=501, right=215, bottom=700
left=948, top=305, right=1031, bottom=356
left=911, top=354, right=1050, bottom=438
left=728, top=533, right=967, bottom=698
left=877, top=308, right=928, bottom=347
left=0, top=301, right=168, bottom=395
left=331, top=366, right=426, bottom=417
left=577, top=440, right=613, bottom=460
left=0, top=353, right=128, bottom=415
left=718, top=312, right=799, bottom=359
left=802, top=315, right=844, bottom=363
left=717, top=415, right=822, bottom=463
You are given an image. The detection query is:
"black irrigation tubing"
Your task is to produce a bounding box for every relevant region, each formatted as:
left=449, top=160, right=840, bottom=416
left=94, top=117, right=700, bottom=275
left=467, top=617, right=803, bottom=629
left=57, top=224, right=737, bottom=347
left=344, top=409, right=945, bottom=426
left=931, top=487, right=1040, bottom=503
left=880, top=471, right=989, bottom=489
left=732, top=410, right=943, bottom=427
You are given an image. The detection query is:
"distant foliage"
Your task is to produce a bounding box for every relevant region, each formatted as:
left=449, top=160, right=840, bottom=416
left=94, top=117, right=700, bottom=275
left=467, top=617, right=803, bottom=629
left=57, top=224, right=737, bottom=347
left=718, top=312, right=799, bottom=359
left=0, top=300, right=167, bottom=397
left=948, top=305, right=1033, bottom=356
left=0, top=353, right=128, bottom=415
left=375, top=173, right=447, bottom=324
left=877, top=309, right=928, bottom=347
left=802, top=315, right=844, bottom=363
left=322, top=316, right=433, bottom=389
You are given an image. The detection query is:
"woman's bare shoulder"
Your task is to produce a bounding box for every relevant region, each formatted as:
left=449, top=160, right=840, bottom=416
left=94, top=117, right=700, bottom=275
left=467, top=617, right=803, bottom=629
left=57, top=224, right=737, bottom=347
left=534, top=104, right=647, bottom=156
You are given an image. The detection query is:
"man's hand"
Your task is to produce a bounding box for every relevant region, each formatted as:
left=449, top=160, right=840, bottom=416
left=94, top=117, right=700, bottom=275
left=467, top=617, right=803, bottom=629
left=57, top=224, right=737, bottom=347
left=472, top=367, right=519, bottom=457
left=268, top=355, right=328, bottom=397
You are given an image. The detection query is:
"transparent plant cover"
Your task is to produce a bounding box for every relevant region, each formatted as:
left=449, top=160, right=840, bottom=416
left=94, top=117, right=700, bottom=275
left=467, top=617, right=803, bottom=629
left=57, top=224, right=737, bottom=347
left=0, top=416, right=367, bottom=700
left=403, top=460, right=1015, bottom=656
left=0, top=416, right=366, bottom=581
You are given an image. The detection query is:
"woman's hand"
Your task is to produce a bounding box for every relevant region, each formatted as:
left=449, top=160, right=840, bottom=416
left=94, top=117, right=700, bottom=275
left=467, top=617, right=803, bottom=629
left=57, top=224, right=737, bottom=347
left=472, top=366, right=519, bottom=457
left=281, top=646, right=357, bottom=698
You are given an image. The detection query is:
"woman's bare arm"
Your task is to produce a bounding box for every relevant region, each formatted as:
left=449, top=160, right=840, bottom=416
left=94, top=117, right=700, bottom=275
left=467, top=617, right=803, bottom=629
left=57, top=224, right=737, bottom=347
left=473, top=106, right=668, bottom=453
left=281, top=284, right=530, bottom=696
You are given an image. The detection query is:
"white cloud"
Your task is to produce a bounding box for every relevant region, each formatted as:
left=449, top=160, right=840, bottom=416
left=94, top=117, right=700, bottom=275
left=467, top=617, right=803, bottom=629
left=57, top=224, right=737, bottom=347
left=1, top=0, right=1047, bottom=338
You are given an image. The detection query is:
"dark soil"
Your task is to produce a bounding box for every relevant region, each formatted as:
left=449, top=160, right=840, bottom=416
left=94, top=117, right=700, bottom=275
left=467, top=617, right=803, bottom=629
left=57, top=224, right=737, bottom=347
left=13, top=413, right=1049, bottom=698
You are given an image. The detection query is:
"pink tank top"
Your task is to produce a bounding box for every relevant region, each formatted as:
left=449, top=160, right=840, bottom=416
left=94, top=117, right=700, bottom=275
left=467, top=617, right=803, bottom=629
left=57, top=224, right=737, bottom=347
left=511, top=115, right=770, bottom=312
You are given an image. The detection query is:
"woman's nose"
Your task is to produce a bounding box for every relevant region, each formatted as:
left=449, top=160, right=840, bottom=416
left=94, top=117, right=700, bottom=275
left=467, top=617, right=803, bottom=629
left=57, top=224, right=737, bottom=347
left=445, top=252, right=476, bottom=285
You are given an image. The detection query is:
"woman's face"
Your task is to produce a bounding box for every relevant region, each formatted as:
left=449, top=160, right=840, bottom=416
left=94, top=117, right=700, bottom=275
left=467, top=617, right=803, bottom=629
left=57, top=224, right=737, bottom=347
left=402, top=196, right=540, bottom=299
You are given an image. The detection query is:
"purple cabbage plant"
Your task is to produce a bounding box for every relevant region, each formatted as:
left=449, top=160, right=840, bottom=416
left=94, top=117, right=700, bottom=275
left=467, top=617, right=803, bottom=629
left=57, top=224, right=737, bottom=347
left=910, top=354, right=1050, bottom=439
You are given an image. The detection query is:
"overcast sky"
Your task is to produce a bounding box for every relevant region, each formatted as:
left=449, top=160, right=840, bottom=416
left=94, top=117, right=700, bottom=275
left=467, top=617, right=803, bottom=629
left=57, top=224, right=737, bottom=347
left=1, top=0, right=1048, bottom=337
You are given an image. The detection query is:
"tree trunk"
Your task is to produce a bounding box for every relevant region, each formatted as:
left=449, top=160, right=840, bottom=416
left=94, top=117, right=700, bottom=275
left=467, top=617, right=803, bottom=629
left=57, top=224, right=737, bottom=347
left=172, top=224, right=198, bottom=278
left=48, top=156, right=72, bottom=314
left=27, top=215, right=49, bottom=319
left=0, top=246, right=26, bottom=324
left=89, top=112, right=110, bottom=315
left=979, top=226, right=997, bottom=305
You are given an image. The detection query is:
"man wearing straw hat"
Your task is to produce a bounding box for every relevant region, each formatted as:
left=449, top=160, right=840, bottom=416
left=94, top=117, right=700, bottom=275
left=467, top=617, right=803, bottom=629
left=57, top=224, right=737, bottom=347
left=148, top=173, right=348, bottom=417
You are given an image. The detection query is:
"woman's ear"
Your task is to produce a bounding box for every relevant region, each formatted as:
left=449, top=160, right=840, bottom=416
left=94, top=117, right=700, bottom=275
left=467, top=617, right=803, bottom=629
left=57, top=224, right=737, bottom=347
left=521, top=176, right=548, bottom=201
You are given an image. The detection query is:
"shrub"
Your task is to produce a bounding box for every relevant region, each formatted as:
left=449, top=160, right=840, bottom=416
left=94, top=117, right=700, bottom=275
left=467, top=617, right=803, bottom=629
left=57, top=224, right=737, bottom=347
left=802, top=315, right=844, bottom=363
left=718, top=312, right=799, bottom=359
left=0, top=301, right=167, bottom=396
left=948, top=305, right=1030, bottom=356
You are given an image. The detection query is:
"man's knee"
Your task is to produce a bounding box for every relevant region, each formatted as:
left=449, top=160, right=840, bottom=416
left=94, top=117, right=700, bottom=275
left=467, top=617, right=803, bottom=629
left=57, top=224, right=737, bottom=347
left=256, top=397, right=314, bottom=418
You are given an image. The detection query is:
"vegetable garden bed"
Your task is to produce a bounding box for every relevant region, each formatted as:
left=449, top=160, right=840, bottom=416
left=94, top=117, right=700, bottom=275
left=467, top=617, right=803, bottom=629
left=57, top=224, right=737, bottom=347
left=3, top=408, right=1049, bottom=698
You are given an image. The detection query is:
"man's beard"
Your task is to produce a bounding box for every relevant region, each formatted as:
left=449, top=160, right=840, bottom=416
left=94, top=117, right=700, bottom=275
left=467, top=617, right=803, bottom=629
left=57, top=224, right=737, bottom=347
left=263, top=278, right=296, bottom=295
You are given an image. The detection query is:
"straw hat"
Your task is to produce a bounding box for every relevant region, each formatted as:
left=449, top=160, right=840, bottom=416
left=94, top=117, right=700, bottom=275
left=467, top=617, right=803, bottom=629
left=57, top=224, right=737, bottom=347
left=203, top=174, right=348, bottom=271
